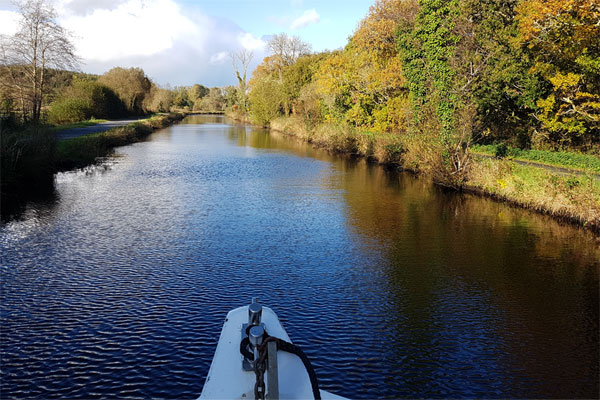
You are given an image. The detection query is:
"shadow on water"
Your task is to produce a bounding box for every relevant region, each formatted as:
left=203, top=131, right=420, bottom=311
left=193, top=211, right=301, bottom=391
left=333, top=161, right=599, bottom=397
left=1, top=178, right=57, bottom=223
left=1, top=160, right=121, bottom=223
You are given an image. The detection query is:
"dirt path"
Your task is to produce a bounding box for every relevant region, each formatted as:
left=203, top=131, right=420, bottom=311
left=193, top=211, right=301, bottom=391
left=56, top=117, right=145, bottom=141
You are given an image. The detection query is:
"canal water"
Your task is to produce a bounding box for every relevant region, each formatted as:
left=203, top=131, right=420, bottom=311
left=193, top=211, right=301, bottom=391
left=1, top=115, right=598, bottom=398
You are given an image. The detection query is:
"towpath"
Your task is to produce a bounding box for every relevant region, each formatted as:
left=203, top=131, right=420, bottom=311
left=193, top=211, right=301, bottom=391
left=474, top=153, right=600, bottom=181
left=56, top=117, right=145, bottom=141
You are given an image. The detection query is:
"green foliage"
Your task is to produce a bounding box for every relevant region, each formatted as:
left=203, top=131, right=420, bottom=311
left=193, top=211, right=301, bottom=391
left=98, top=67, right=152, bottom=114
left=248, top=77, right=286, bottom=126
left=282, top=53, right=329, bottom=113
left=455, top=0, right=546, bottom=146
left=144, top=85, right=173, bottom=113
left=172, top=86, right=191, bottom=109
left=47, top=98, right=89, bottom=124
left=240, top=0, right=598, bottom=190
left=224, top=86, right=239, bottom=109
left=196, top=87, right=226, bottom=113
left=189, top=84, right=209, bottom=102
left=495, top=143, right=508, bottom=158
left=47, top=77, right=126, bottom=124
left=398, top=0, right=459, bottom=138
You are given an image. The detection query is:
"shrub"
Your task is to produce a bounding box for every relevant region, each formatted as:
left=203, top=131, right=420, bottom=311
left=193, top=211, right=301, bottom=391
left=249, top=77, right=285, bottom=126
left=495, top=143, right=508, bottom=158
left=48, top=78, right=126, bottom=124
left=47, top=98, right=89, bottom=124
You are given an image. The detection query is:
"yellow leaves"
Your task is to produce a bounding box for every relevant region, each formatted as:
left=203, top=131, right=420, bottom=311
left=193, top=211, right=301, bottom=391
left=346, top=101, right=374, bottom=127
left=249, top=55, right=285, bottom=88
left=372, top=96, right=410, bottom=133
left=352, top=0, right=419, bottom=61
left=515, top=0, right=600, bottom=54
left=549, top=72, right=581, bottom=90
left=537, top=94, right=555, bottom=113
left=516, top=1, right=600, bottom=144
left=314, top=51, right=352, bottom=97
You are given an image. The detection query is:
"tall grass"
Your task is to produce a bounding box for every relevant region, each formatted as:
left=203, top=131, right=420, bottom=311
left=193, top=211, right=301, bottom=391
left=1, top=124, right=57, bottom=189
left=270, top=116, right=405, bottom=164
left=468, top=158, right=600, bottom=230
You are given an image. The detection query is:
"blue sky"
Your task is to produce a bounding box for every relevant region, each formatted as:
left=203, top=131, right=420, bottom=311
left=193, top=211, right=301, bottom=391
left=0, top=0, right=374, bottom=86
left=188, top=0, right=373, bottom=52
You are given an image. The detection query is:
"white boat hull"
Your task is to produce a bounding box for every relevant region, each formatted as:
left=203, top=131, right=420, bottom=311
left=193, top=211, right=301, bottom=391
left=199, top=305, right=345, bottom=399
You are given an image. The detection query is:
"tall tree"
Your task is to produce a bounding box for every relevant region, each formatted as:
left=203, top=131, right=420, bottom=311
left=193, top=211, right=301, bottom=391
left=267, top=34, right=311, bottom=115
left=515, top=0, right=600, bottom=148
left=0, top=0, right=79, bottom=122
left=98, top=67, right=151, bottom=114
left=267, top=33, right=312, bottom=67
left=231, top=49, right=253, bottom=112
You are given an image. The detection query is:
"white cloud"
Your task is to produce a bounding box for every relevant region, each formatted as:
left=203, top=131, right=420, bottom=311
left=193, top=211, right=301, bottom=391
left=0, top=10, right=19, bottom=35
left=238, top=32, right=266, bottom=51
left=290, top=9, right=320, bottom=30
left=60, top=0, right=199, bottom=61
left=210, top=51, right=229, bottom=65
left=58, top=0, right=128, bottom=16
left=1, top=0, right=269, bottom=86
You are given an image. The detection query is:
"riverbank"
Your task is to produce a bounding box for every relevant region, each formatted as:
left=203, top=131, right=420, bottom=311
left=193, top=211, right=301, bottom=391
left=1, top=112, right=185, bottom=218
left=55, top=112, right=185, bottom=170
left=258, top=114, right=600, bottom=234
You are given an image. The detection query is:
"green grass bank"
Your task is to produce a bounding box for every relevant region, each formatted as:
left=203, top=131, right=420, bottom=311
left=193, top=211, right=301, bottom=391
left=471, top=144, right=600, bottom=175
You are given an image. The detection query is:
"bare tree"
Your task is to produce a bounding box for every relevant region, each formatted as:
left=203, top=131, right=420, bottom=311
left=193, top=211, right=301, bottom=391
left=267, top=33, right=311, bottom=67
left=0, top=0, right=79, bottom=122
left=230, top=48, right=253, bottom=112
left=266, top=33, right=311, bottom=115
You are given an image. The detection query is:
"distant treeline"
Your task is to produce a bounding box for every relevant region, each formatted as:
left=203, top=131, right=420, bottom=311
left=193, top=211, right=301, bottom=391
left=0, top=65, right=233, bottom=124
left=234, top=0, right=599, bottom=186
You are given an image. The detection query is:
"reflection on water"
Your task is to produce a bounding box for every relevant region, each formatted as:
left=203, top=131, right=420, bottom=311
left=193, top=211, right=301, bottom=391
left=1, top=114, right=598, bottom=399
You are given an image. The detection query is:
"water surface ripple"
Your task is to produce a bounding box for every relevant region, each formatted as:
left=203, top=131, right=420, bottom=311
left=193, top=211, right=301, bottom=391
left=1, top=115, right=598, bottom=399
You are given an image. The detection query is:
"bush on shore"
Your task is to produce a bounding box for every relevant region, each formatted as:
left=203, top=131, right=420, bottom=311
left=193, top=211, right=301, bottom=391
left=47, top=78, right=126, bottom=124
